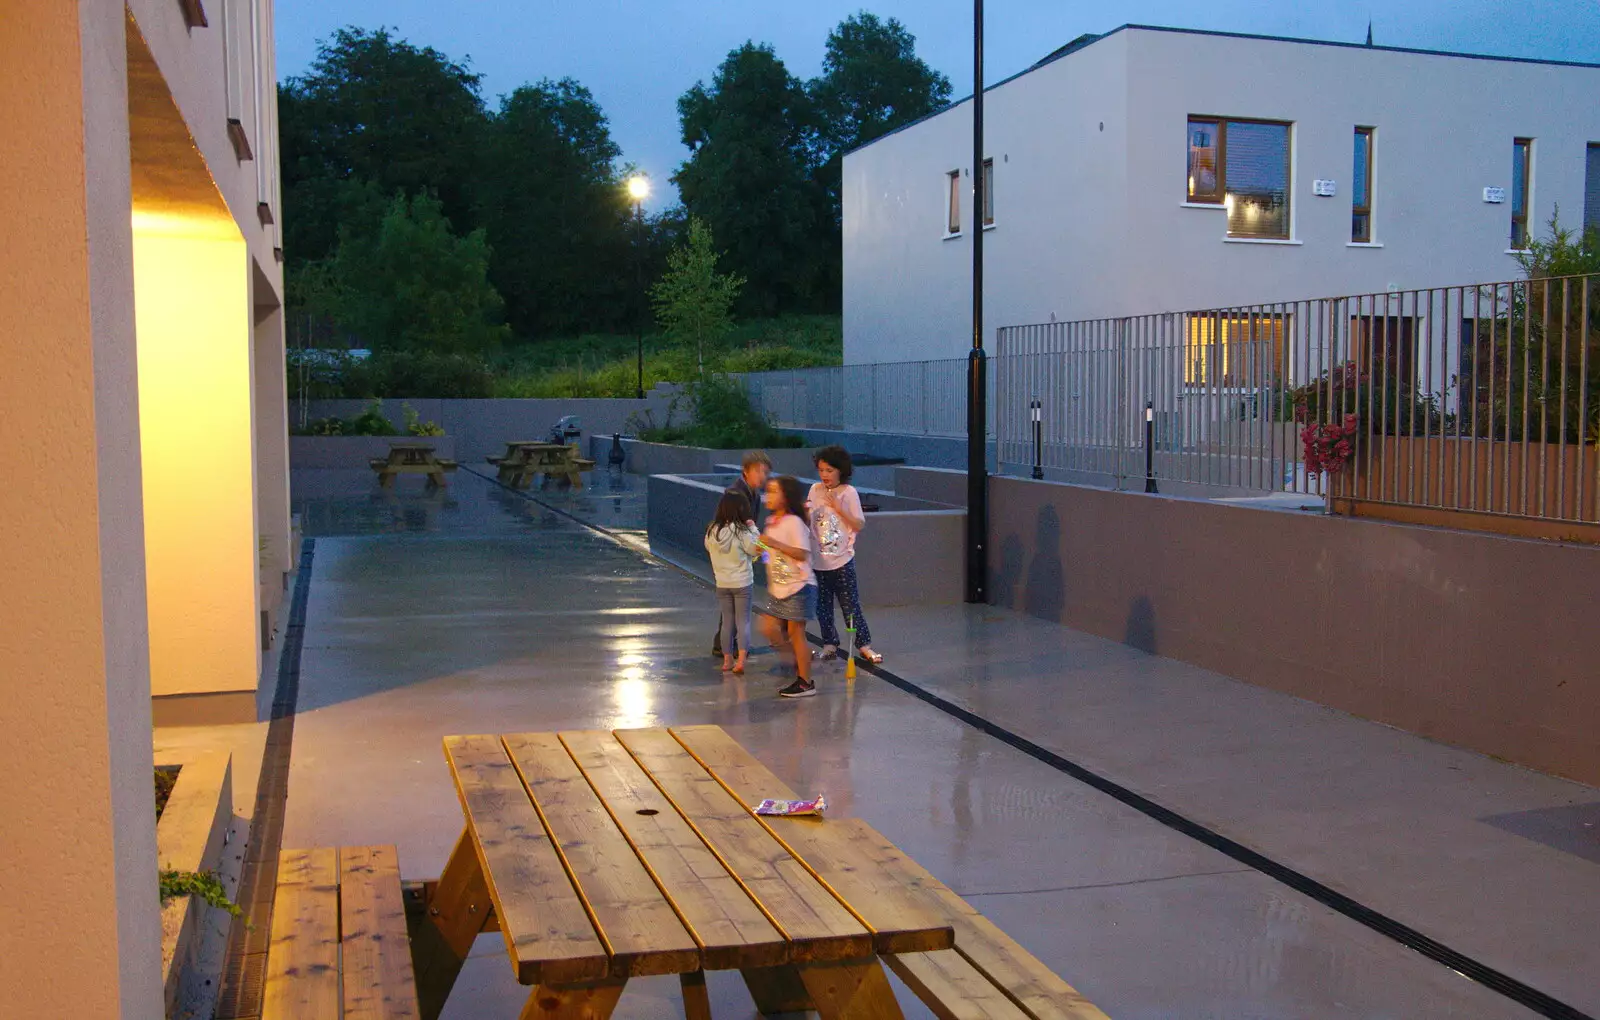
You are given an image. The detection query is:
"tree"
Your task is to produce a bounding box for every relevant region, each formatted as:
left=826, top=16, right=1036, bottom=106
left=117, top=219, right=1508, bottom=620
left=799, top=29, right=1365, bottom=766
left=477, top=80, right=632, bottom=339
left=675, top=43, right=828, bottom=317
left=651, top=218, right=744, bottom=377
left=279, top=27, right=487, bottom=268
left=810, top=13, right=953, bottom=158
left=320, top=193, right=510, bottom=356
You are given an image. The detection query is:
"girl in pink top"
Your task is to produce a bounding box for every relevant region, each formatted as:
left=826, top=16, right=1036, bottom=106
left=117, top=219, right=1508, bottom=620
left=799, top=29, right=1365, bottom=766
left=758, top=475, right=818, bottom=699
left=808, top=446, right=882, bottom=664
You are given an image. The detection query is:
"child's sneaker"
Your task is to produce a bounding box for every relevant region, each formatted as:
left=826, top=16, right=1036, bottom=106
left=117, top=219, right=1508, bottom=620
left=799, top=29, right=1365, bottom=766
left=778, top=677, right=816, bottom=699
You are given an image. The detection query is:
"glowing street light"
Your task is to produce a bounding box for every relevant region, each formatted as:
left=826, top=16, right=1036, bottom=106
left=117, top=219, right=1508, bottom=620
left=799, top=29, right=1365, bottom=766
left=626, top=175, right=650, bottom=398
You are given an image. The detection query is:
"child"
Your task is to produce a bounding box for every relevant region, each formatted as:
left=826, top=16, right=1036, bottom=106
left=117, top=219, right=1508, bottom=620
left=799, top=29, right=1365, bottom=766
left=757, top=475, right=818, bottom=698
left=808, top=446, right=882, bottom=664
left=704, top=491, right=761, bottom=675
left=711, top=450, right=773, bottom=659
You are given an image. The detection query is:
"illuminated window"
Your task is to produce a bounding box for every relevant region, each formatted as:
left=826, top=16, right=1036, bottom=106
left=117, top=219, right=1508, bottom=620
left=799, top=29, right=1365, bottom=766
left=946, top=169, right=961, bottom=235
left=1184, top=314, right=1288, bottom=387
left=1186, top=117, right=1292, bottom=239
left=1352, top=127, right=1374, bottom=242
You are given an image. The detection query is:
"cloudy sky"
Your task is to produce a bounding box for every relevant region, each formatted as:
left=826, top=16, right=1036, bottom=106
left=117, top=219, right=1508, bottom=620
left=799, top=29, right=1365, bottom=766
left=273, top=0, right=1600, bottom=208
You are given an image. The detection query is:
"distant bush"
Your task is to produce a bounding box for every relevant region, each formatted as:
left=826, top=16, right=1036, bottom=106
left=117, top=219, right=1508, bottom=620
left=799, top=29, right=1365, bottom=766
left=295, top=399, right=445, bottom=437
left=632, top=376, right=803, bottom=449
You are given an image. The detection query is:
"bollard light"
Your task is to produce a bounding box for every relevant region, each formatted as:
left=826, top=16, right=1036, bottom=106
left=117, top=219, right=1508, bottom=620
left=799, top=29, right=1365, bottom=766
left=1144, top=401, right=1159, bottom=494
left=1030, top=398, right=1044, bottom=480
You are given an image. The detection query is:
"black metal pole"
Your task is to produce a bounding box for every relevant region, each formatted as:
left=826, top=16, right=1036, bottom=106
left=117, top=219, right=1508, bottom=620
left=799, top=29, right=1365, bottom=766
left=1031, top=399, right=1043, bottom=479
left=634, top=199, right=645, bottom=400
left=965, top=0, right=988, bottom=604
left=1144, top=401, right=1158, bottom=493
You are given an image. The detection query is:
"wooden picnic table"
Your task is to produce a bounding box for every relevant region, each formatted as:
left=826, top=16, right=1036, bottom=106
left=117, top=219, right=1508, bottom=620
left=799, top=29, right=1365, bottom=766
left=413, top=724, right=957, bottom=1019
left=369, top=442, right=458, bottom=488
left=486, top=440, right=595, bottom=490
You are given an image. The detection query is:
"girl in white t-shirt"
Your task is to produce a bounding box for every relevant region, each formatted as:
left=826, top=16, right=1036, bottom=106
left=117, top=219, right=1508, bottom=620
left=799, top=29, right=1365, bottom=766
left=757, top=475, right=818, bottom=699
left=808, top=446, right=881, bottom=665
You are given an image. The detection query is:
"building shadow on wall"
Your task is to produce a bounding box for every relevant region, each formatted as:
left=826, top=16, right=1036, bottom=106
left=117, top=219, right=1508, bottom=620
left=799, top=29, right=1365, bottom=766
left=1022, top=504, right=1065, bottom=622
left=1124, top=594, right=1158, bottom=655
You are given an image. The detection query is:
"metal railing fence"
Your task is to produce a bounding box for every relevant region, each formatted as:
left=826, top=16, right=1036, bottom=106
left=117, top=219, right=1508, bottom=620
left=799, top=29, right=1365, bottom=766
left=738, top=273, right=1599, bottom=527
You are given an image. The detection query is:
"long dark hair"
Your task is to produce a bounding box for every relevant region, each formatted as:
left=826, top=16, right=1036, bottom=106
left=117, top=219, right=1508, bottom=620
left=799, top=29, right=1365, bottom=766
left=769, top=475, right=810, bottom=525
left=706, top=491, right=753, bottom=537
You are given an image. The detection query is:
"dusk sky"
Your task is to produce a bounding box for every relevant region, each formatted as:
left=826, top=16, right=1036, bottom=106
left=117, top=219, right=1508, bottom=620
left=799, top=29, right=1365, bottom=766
left=274, top=1, right=1600, bottom=209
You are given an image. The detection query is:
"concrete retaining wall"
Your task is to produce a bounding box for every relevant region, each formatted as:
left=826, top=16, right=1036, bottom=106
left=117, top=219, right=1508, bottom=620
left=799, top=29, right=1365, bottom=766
left=648, top=473, right=966, bottom=606
left=777, top=427, right=994, bottom=470
left=293, top=392, right=677, bottom=464
left=594, top=437, right=820, bottom=476
left=289, top=435, right=458, bottom=469
left=987, top=474, right=1600, bottom=785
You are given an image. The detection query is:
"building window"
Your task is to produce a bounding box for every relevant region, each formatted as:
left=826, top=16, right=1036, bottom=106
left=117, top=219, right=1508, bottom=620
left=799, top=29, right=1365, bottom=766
left=1511, top=138, right=1532, bottom=250
left=1583, top=143, right=1600, bottom=238
left=947, top=169, right=961, bottom=235
left=981, top=158, right=995, bottom=227
left=1352, top=127, right=1374, bottom=242
left=1186, top=117, right=1292, bottom=239
left=1183, top=313, right=1288, bottom=387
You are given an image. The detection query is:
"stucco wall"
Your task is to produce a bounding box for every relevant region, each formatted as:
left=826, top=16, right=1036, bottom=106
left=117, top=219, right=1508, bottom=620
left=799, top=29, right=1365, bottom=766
left=987, top=475, right=1600, bottom=784
left=647, top=474, right=967, bottom=606
left=843, top=26, right=1600, bottom=364
left=0, top=2, right=162, bottom=1016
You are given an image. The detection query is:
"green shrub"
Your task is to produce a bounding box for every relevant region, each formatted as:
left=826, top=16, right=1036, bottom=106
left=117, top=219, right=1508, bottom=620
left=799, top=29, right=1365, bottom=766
left=635, top=376, right=802, bottom=449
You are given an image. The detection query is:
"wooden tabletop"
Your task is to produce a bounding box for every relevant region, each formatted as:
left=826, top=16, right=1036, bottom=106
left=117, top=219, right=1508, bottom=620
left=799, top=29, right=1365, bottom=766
left=439, top=726, right=954, bottom=987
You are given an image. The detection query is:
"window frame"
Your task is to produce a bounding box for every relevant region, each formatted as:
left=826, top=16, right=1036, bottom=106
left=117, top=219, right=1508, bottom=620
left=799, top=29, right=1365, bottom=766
left=1510, top=138, right=1533, bottom=251
left=1352, top=126, right=1374, bottom=243
left=946, top=169, right=962, bottom=237
left=1186, top=115, right=1293, bottom=240
left=981, top=158, right=995, bottom=227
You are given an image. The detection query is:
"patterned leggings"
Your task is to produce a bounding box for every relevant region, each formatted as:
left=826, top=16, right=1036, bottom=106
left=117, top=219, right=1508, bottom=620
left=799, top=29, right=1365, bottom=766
left=816, top=559, right=872, bottom=649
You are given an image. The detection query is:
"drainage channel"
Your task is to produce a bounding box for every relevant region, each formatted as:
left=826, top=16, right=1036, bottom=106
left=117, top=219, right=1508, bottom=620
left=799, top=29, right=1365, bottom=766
left=213, top=538, right=316, bottom=1020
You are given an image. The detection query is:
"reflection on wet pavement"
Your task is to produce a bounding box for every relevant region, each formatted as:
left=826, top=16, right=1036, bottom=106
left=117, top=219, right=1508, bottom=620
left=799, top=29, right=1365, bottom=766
left=285, top=467, right=1548, bottom=1020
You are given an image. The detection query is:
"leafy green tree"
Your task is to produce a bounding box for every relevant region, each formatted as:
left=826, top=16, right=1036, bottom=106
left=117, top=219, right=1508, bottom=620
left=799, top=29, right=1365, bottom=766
left=477, top=80, right=632, bottom=339
left=651, top=218, right=744, bottom=377
left=321, top=193, right=510, bottom=356
left=810, top=13, right=953, bottom=158
left=279, top=27, right=486, bottom=268
left=675, top=43, right=827, bottom=317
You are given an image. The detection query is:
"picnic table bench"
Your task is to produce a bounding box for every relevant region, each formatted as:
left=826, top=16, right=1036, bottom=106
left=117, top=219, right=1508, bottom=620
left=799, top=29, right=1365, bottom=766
left=369, top=442, right=458, bottom=488
left=485, top=440, right=596, bottom=490
left=262, top=845, right=420, bottom=1019
left=397, top=724, right=1110, bottom=1019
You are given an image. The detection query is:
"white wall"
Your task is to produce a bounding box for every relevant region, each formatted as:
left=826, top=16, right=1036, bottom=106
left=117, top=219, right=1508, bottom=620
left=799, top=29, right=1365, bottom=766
left=843, top=27, right=1600, bottom=365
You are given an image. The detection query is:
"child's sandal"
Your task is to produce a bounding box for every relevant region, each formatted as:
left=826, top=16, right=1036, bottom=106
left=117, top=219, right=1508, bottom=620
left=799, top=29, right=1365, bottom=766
left=858, top=648, right=884, bottom=664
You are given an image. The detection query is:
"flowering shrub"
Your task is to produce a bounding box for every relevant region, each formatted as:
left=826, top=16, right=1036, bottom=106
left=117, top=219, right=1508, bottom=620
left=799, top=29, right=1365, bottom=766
left=1301, top=414, right=1360, bottom=475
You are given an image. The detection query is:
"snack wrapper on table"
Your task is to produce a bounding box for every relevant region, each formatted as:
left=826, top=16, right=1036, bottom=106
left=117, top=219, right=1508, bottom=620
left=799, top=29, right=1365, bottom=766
left=754, top=794, right=827, bottom=817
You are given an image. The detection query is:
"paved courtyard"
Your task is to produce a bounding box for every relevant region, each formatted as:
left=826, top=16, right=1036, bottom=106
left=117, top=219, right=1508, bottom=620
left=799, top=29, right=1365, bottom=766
left=271, top=464, right=1600, bottom=1019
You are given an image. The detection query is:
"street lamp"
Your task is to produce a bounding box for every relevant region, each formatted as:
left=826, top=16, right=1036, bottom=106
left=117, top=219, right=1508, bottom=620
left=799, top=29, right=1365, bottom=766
left=627, top=174, right=650, bottom=400
left=965, top=0, right=988, bottom=604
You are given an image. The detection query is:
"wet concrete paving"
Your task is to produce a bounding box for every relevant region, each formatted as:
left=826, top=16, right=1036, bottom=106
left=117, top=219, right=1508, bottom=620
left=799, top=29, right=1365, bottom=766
left=285, top=467, right=1564, bottom=1019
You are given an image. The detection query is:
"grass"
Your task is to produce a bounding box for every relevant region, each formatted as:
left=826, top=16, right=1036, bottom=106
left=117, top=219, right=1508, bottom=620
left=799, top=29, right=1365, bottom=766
left=490, top=315, right=841, bottom=398
left=155, top=766, right=180, bottom=821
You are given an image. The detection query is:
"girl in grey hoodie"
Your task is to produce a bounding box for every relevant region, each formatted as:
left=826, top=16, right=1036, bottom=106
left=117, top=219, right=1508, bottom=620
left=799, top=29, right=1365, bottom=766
left=704, top=491, right=761, bottom=674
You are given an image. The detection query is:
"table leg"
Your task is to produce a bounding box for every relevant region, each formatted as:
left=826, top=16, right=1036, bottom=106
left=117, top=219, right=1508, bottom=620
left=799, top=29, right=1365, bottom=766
left=517, top=978, right=627, bottom=1020
left=428, top=471, right=446, bottom=488
left=794, top=958, right=905, bottom=1020
left=679, top=970, right=713, bottom=1020
left=379, top=471, right=396, bottom=489
left=740, top=964, right=814, bottom=1014
left=412, top=828, right=494, bottom=1020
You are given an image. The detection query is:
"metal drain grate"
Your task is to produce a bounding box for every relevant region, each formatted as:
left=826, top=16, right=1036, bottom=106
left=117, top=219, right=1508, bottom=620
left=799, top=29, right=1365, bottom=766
left=214, top=540, right=315, bottom=1020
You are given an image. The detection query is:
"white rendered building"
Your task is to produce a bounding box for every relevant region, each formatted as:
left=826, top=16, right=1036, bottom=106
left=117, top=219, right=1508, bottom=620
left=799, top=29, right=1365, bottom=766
left=842, top=25, right=1600, bottom=365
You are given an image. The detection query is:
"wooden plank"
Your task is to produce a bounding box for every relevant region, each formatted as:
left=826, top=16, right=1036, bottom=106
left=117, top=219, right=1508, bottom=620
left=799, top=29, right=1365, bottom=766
left=263, top=847, right=341, bottom=1020
left=884, top=951, right=1032, bottom=1020
left=516, top=979, right=627, bottom=1020
left=503, top=732, right=701, bottom=978
left=613, top=728, right=871, bottom=963
left=340, top=845, right=422, bottom=1020
left=669, top=726, right=953, bottom=954
left=444, top=735, right=609, bottom=986
left=560, top=730, right=788, bottom=971
left=794, top=958, right=906, bottom=1020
